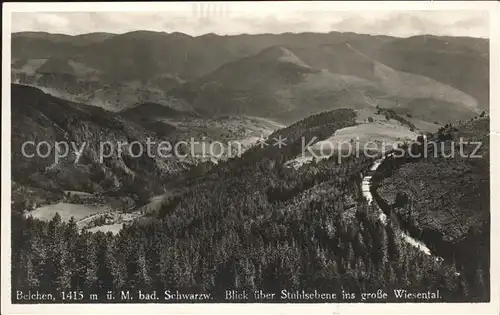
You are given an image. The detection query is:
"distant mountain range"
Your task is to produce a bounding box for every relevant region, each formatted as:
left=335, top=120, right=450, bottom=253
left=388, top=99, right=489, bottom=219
left=11, top=30, right=488, bottom=123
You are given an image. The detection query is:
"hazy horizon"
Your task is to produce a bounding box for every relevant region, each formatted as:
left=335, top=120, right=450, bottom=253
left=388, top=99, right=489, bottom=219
left=10, top=29, right=489, bottom=40
left=11, top=7, right=490, bottom=39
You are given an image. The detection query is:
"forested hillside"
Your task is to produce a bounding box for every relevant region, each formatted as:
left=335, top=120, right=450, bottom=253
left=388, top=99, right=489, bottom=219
left=12, top=108, right=486, bottom=302
left=374, top=117, right=490, bottom=299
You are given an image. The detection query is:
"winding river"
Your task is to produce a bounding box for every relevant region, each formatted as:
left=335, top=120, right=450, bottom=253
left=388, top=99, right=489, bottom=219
left=361, top=152, right=440, bottom=259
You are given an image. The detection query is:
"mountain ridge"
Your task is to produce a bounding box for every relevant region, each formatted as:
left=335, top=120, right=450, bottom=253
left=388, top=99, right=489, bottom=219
left=12, top=30, right=488, bottom=122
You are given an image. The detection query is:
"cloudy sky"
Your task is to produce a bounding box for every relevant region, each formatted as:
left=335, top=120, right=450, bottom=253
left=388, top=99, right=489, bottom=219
left=10, top=3, right=490, bottom=38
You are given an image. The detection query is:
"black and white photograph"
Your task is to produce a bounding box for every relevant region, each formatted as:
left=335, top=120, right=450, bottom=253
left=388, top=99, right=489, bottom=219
left=2, top=1, right=499, bottom=314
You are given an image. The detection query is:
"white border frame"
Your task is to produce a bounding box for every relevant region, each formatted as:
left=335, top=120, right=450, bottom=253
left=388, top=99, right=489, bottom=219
left=2, top=2, right=499, bottom=314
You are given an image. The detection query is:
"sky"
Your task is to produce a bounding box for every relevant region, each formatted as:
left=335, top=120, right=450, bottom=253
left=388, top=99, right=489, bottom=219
left=10, top=3, right=490, bottom=38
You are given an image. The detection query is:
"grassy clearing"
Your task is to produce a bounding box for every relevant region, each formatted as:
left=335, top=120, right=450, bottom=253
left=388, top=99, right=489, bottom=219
left=26, top=202, right=111, bottom=222
left=285, top=108, right=418, bottom=168
left=312, top=109, right=418, bottom=153
left=406, top=117, right=441, bottom=134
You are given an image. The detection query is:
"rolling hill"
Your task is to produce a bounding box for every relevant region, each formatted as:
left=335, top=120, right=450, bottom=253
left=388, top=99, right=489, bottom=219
left=174, top=43, right=480, bottom=123
left=174, top=46, right=375, bottom=120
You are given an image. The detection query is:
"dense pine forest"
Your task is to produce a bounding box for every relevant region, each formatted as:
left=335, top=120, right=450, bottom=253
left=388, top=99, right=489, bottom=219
left=11, top=109, right=489, bottom=302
